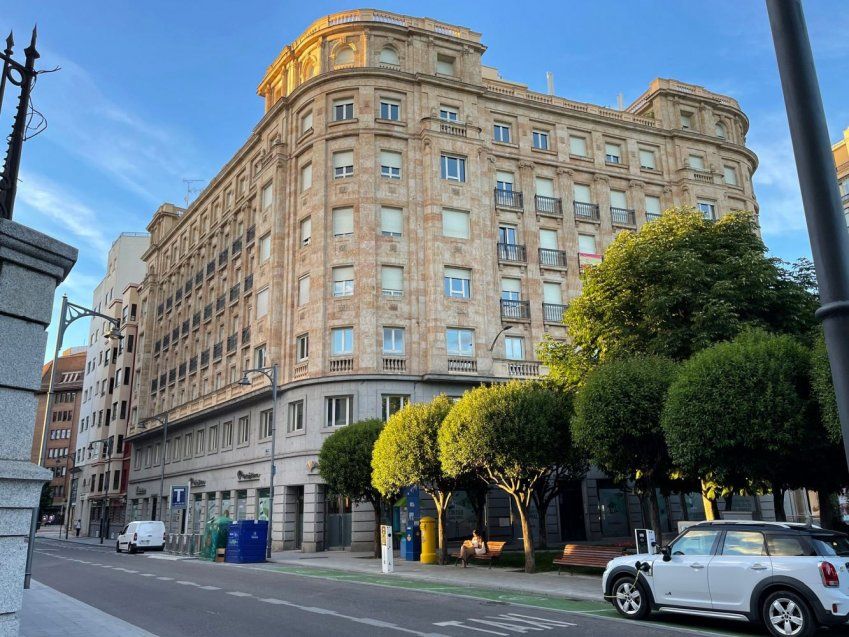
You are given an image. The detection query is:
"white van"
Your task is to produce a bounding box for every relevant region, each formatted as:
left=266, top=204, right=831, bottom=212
left=116, top=521, right=166, bottom=554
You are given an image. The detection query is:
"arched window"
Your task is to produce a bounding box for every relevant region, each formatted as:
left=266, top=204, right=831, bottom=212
left=379, top=46, right=399, bottom=66
left=334, top=46, right=354, bottom=67
left=715, top=121, right=726, bottom=139
left=301, top=59, right=316, bottom=82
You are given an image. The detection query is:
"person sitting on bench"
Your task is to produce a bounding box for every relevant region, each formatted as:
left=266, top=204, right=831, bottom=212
left=459, top=529, right=487, bottom=567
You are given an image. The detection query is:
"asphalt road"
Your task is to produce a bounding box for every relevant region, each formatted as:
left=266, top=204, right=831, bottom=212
left=30, top=538, right=849, bottom=637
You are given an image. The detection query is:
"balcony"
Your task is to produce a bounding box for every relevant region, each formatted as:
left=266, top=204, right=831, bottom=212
left=174, top=288, right=183, bottom=304
left=165, top=296, right=173, bottom=311
left=574, top=201, right=600, bottom=221
left=189, top=356, right=198, bottom=374
left=329, top=357, right=353, bottom=373
left=216, top=295, right=226, bottom=313
left=200, top=349, right=210, bottom=368
left=230, top=283, right=240, bottom=303
left=192, top=312, right=200, bottom=329
left=232, top=237, right=242, bottom=254
left=646, top=212, right=662, bottom=222
left=159, top=373, right=166, bottom=388
left=505, top=360, right=542, bottom=378
left=294, top=362, right=309, bottom=379
left=539, top=248, right=567, bottom=269
left=162, top=334, right=170, bottom=350
left=497, top=242, right=527, bottom=263
left=218, top=249, right=228, bottom=268
left=178, top=363, right=187, bottom=379
left=611, top=206, right=637, bottom=227
left=226, top=334, right=237, bottom=353
left=500, top=299, right=531, bottom=320
left=181, top=319, right=189, bottom=336
left=195, top=270, right=203, bottom=286
left=244, top=274, right=253, bottom=294
left=157, top=303, right=164, bottom=317
left=241, top=326, right=250, bottom=344
left=494, top=188, right=523, bottom=210
left=246, top=225, right=256, bottom=244
left=206, top=260, right=215, bottom=277
left=691, top=169, right=714, bottom=184
left=448, top=358, right=477, bottom=373
left=168, top=369, right=176, bottom=385
left=543, top=302, right=568, bottom=323
left=213, top=342, right=223, bottom=360
left=184, top=279, right=192, bottom=295
left=203, top=303, right=213, bottom=321
left=382, top=357, right=406, bottom=373
left=534, top=195, right=562, bottom=217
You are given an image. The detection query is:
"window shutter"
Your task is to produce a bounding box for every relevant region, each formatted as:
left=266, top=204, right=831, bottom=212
left=380, top=207, right=403, bottom=234
left=444, top=267, right=470, bottom=280
left=261, top=184, right=273, bottom=209
left=535, top=177, right=554, bottom=197
left=578, top=234, right=597, bottom=254
left=501, top=278, right=521, bottom=294
left=301, top=163, right=312, bottom=190
left=442, top=209, right=470, bottom=239
left=300, top=217, right=312, bottom=243
left=688, top=155, right=705, bottom=170
left=604, top=143, right=620, bottom=157
left=569, top=136, right=587, bottom=156
left=495, top=171, right=513, bottom=185
left=645, top=196, right=662, bottom=215
left=256, top=288, right=269, bottom=317
left=333, top=151, right=354, bottom=168
left=639, top=149, right=655, bottom=169
left=543, top=282, right=562, bottom=304
left=381, top=266, right=403, bottom=291
left=301, top=111, right=313, bottom=131
left=379, top=150, right=401, bottom=168
left=332, top=208, right=354, bottom=235
left=539, top=229, right=558, bottom=250
left=333, top=266, right=354, bottom=282
left=723, top=166, right=738, bottom=185
left=573, top=184, right=591, bottom=203
left=610, top=190, right=627, bottom=208
left=298, top=276, right=310, bottom=304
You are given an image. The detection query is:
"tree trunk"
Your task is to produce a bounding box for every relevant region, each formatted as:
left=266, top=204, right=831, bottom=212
left=434, top=496, right=448, bottom=565
left=535, top=498, right=549, bottom=550
left=818, top=491, right=836, bottom=529
left=701, top=480, right=720, bottom=521
left=724, top=493, right=734, bottom=511
left=372, top=501, right=382, bottom=559
left=646, top=487, right=663, bottom=541
left=772, top=484, right=787, bottom=522
left=511, top=493, right=535, bottom=574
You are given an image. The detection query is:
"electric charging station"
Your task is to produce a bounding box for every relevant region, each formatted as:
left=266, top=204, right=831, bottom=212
left=381, top=525, right=394, bottom=574
left=634, top=528, right=656, bottom=554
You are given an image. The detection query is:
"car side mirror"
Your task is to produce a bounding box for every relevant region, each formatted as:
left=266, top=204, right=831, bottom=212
left=660, top=545, right=672, bottom=562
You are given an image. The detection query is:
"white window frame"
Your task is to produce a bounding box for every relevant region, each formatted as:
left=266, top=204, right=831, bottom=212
left=639, top=149, right=656, bottom=170
left=439, top=106, right=459, bottom=122
left=296, top=333, right=309, bottom=361
left=299, top=217, right=312, bottom=246
left=288, top=400, right=305, bottom=433
left=504, top=336, right=525, bottom=361
left=333, top=99, right=355, bottom=121
left=379, top=151, right=402, bottom=179
left=326, top=395, right=353, bottom=427
left=333, top=151, right=354, bottom=179
left=332, top=208, right=354, bottom=238
left=446, top=328, right=474, bottom=357
left=442, top=209, right=470, bottom=239
left=259, top=233, right=271, bottom=263
left=382, top=327, right=405, bottom=355
left=604, top=143, right=622, bottom=164
left=380, top=265, right=404, bottom=297
left=532, top=130, right=550, bottom=150
left=493, top=123, right=511, bottom=144
left=569, top=135, right=587, bottom=157
left=330, top=327, right=353, bottom=356
left=379, top=99, right=400, bottom=121
left=380, top=207, right=403, bottom=237
left=443, top=267, right=471, bottom=299
left=440, top=154, right=466, bottom=182
left=332, top=266, right=354, bottom=297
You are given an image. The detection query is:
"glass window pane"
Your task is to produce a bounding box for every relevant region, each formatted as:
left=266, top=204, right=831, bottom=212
left=671, top=529, right=720, bottom=556
left=722, top=531, right=766, bottom=556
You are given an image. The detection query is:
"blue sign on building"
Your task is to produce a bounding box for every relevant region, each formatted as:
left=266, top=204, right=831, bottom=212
left=171, top=485, right=188, bottom=510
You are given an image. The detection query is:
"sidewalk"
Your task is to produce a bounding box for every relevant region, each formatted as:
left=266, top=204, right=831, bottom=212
left=268, top=549, right=604, bottom=602
left=19, top=581, right=157, bottom=637
left=35, top=526, right=109, bottom=547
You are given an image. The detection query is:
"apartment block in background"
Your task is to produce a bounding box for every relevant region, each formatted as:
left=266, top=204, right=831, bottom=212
left=834, top=126, right=849, bottom=226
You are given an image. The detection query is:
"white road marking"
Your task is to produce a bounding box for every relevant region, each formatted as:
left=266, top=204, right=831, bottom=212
left=501, top=614, right=576, bottom=628
left=177, top=581, right=200, bottom=587
left=140, top=574, right=156, bottom=577
left=435, top=621, right=508, bottom=636
left=198, top=585, right=221, bottom=590
left=156, top=576, right=173, bottom=581
left=227, top=591, right=252, bottom=597
left=258, top=598, right=288, bottom=605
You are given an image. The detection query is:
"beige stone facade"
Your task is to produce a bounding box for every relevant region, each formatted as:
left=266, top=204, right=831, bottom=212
left=833, top=127, right=849, bottom=224
left=126, top=10, right=759, bottom=550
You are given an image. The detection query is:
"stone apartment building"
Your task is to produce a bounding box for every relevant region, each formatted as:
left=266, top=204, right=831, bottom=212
left=73, top=233, right=148, bottom=538
left=834, top=126, right=849, bottom=225
left=31, top=347, right=86, bottom=524
left=126, top=9, right=760, bottom=551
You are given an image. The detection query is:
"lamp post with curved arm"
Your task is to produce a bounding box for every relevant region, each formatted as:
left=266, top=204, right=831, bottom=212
left=136, top=413, right=169, bottom=522
left=238, top=363, right=278, bottom=559
left=88, top=437, right=114, bottom=544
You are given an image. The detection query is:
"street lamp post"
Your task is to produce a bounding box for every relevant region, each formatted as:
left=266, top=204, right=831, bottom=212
left=238, top=363, right=278, bottom=559
left=64, top=460, right=81, bottom=540
left=25, top=295, right=122, bottom=588
left=766, top=0, right=849, bottom=470
left=89, top=437, right=114, bottom=544
left=137, top=413, right=169, bottom=521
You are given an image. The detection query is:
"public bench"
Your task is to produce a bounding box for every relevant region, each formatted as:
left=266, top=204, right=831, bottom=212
left=553, top=544, right=628, bottom=573
left=451, top=540, right=507, bottom=568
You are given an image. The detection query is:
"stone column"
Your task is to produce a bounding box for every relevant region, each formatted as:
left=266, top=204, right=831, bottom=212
left=0, top=217, right=76, bottom=637
left=301, top=483, right=325, bottom=553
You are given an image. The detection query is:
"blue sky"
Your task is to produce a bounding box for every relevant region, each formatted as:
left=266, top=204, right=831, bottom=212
left=5, top=1, right=848, bottom=359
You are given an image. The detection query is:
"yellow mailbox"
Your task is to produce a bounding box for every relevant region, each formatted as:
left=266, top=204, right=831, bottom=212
left=420, top=516, right=437, bottom=564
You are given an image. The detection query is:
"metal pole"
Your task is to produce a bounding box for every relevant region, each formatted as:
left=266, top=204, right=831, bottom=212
left=157, top=414, right=169, bottom=521
left=267, top=364, right=277, bottom=559
left=766, top=0, right=849, bottom=469
left=101, top=439, right=111, bottom=544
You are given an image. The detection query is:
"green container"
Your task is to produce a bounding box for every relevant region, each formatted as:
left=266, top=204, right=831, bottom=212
left=200, top=515, right=232, bottom=560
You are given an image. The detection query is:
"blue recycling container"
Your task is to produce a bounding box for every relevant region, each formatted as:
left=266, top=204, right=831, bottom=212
left=225, top=520, right=268, bottom=563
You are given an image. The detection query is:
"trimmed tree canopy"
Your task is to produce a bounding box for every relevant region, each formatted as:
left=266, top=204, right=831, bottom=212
left=319, top=419, right=384, bottom=505
left=811, top=331, right=842, bottom=444
left=539, top=209, right=818, bottom=383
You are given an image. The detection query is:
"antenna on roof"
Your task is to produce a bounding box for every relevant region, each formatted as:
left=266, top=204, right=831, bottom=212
left=182, top=179, right=205, bottom=207
left=617, top=93, right=624, bottom=111
left=545, top=72, right=555, bottom=96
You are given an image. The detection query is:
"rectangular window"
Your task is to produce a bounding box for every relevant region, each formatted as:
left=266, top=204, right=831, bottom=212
left=259, top=233, right=271, bottom=262
left=326, top=395, right=353, bottom=427
left=639, top=149, right=656, bottom=170
left=383, top=327, right=405, bottom=354
left=332, top=266, right=354, bottom=297
left=379, top=151, right=402, bottom=179
left=698, top=200, right=717, bottom=220
left=573, top=183, right=592, bottom=203
left=532, top=130, right=550, bottom=150
left=196, top=429, right=205, bottom=454
left=333, top=99, right=354, bottom=121
left=443, top=267, right=471, bottom=299
left=256, top=287, right=269, bottom=318
left=723, top=165, right=738, bottom=185
left=296, top=333, right=309, bottom=361
left=578, top=234, right=598, bottom=254
left=298, top=275, right=310, bottom=306
left=543, top=281, right=563, bottom=305
left=440, top=154, right=466, bottom=182
left=333, top=150, right=354, bottom=179
left=680, top=112, right=692, bottom=129
left=331, top=327, right=353, bottom=356
left=495, top=171, right=514, bottom=192
left=300, top=217, right=312, bottom=246
left=505, top=336, right=524, bottom=360
left=439, top=106, right=458, bottom=122
left=539, top=229, right=558, bottom=250
left=382, top=395, right=409, bottom=421
left=501, top=277, right=521, bottom=301
left=442, top=209, right=470, bottom=239
left=259, top=409, right=273, bottom=439
left=253, top=344, right=267, bottom=369
left=604, top=143, right=622, bottom=164
left=380, top=206, right=403, bottom=237
left=381, top=265, right=404, bottom=297
left=208, top=425, right=218, bottom=452
left=261, top=183, right=273, bottom=210
left=435, top=54, right=455, bottom=76
left=688, top=154, right=705, bottom=171
left=535, top=177, right=554, bottom=198
left=493, top=123, right=511, bottom=143
left=222, top=421, right=233, bottom=448
left=300, top=162, right=312, bottom=191
left=184, top=433, right=193, bottom=459
left=446, top=328, right=474, bottom=356
left=379, top=100, right=400, bottom=121
left=610, top=190, right=628, bottom=209
left=288, top=400, right=305, bottom=432
left=645, top=195, right=662, bottom=217
left=237, top=416, right=250, bottom=445
left=569, top=135, right=587, bottom=156
left=332, top=207, right=354, bottom=237
left=300, top=110, right=313, bottom=134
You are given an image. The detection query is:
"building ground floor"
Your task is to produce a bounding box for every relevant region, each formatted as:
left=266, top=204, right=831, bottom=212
left=126, top=376, right=825, bottom=553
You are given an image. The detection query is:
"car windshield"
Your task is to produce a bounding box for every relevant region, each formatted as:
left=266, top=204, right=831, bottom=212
left=812, top=534, right=849, bottom=557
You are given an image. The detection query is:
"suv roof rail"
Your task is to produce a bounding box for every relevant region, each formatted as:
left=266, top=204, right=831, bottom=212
left=693, top=520, right=824, bottom=530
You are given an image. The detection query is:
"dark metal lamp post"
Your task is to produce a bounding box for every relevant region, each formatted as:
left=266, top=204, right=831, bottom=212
left=88, top=437, right=114, bottom=544
left=136, top=414, right=170, bottom=521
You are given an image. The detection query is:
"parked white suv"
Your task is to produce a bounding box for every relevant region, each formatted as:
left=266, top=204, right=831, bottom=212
left=602, top=521, right=849, bottom=637
left=116, top=521, right=166, bottom=554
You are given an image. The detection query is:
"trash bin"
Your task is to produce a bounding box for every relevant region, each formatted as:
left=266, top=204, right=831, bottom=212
left=420, top=516, right=436, bottom=564
left=225, top=520, right=268, bottom=563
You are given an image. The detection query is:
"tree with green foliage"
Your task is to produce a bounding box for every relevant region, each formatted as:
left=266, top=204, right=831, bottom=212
left=319, top=419, right=385, bottom=557
left=662, top=330, right=830, bottom=521
left=439, top=381, right=575, bottom=573
left=811, top=331, right=842, bottom=444
left=573, top=356, right=678, bottom=537
left=539, top=209, right=818, bottom=384
left=372, top=395, right=462, bottom=564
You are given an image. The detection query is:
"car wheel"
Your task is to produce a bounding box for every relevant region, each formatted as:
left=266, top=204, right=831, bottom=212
left=115, top=542, right=121, bottom=553
left=762, top=590, right=815, bottom=637
left=129, top=543, right=137, bottom=555
left=612, top=575, right=650, bottom=620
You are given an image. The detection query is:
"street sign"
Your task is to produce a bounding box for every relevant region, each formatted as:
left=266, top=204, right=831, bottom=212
left=380, top=525, right=394, bottom=574
left=171, top=485, right=188, bottom=510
